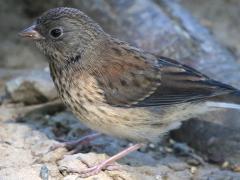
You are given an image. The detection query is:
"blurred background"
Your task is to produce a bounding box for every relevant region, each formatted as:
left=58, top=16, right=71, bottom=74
left=1, top=0, right=240, bottom=70
left=1, top=0, right=240, bottom=179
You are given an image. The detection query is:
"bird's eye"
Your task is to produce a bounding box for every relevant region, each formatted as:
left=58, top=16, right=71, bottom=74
left=49, top=27, right=63, bottom=39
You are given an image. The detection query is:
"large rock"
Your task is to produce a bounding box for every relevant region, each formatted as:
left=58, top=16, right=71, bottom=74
left=5, top=69, right=57, bottom=105
left=182, top=0, right=240, bottom=62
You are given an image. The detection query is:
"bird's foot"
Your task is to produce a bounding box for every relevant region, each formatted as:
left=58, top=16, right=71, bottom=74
left=68, top=162, right=121, bottom=178
left=63, top=143, right=143, bottom=177
left=49, top=133, right=101, bottom=154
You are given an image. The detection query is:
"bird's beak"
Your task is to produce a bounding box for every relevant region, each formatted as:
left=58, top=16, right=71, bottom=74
left=19, top=24, right=45, bottom=40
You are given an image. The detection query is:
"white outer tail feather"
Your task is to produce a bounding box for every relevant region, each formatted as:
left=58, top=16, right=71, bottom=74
left=206, top=101, right=240, bottom=110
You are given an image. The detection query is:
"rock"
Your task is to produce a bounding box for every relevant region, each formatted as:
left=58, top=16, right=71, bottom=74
left=57, top=153, right=189, bottom=180
left=171, top=118, right=240, bottom=165
left=0, top=165, right=43, bottom=180
left=0, top=0, right=47, bottom=69
left=0, top=121, right=62, bottom=180
left=182, top=0, right=240, bottom=62
left=197, top=168, right=240, bottom=180
left=5, top=69, right=57, bottom=105
left=0, top=100, right=65, bottom=121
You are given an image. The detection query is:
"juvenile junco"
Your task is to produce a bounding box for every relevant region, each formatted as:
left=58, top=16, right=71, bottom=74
left=19, top=7, right=240, bottom=177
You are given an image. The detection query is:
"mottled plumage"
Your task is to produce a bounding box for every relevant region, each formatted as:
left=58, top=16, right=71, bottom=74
left=19, top=7, right=240, bottom=177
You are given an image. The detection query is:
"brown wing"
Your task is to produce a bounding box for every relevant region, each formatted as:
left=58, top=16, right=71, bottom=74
left=94, top=42, right=236, bottom=107
left=94, top=46, right=162, bottom=106
left=134, top=56, right=236, bottom=107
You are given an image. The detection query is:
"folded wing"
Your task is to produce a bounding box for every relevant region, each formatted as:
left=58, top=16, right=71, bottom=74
left=95, top=44, right=236, bottom=107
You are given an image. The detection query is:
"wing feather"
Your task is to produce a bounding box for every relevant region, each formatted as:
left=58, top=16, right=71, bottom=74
left=94, top=41, right=236, bottom=107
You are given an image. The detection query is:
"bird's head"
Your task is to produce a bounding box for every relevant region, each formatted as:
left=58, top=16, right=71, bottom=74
left=19, top=7, right=105, bottom=65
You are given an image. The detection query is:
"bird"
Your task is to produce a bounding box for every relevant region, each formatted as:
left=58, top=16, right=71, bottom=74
left=19, top=7, right=240, bottom=177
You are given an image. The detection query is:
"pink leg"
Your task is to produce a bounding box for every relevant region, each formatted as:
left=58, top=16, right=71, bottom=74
left=68, top=143, right=144, bottom=177
left=50, top=133, right=101, bottom=153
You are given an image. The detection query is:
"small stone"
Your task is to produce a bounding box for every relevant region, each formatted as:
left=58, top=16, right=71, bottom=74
left=222, top=161, right=230, bottom=169
left=159, top=147, right=164, bottom=152
left=232, top=165, right=240, bottom=172
left=190, top=166, right=197, bottom=174
left=167, top=161, right=188, bottom=171
left=39, top=165, right=49, bottom=180
left=187, top=158, right=200, bottom=166
left=149, top=143, right=155, bottom=149
left=169, top=139, right=175, bottom=145
left=165, top=147, right=173, bottom=153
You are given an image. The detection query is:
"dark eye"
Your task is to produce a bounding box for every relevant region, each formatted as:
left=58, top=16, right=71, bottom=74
left=49, top=27, right=63, bottom=39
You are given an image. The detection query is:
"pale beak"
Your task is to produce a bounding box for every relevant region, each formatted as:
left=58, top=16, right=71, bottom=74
left=19, top=25, right=45, bottom=40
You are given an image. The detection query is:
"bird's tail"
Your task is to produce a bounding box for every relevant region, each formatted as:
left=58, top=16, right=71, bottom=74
left=207, top=91, right=240, bottom=110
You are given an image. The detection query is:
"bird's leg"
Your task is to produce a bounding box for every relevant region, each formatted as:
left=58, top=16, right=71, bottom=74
left=50, top=133, right=101, bottom=153
left=69, top=143, right=144, bottom=177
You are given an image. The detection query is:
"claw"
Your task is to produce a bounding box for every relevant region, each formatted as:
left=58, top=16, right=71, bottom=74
left=75, top=163, right=122, bottom=178
left=48, top=133, right=101, bottom=153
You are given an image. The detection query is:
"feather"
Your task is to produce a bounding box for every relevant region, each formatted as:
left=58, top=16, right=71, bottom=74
left=206, top=101, right=240, bottom=110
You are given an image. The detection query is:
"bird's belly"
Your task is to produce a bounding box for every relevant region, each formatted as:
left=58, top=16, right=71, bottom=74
left=70, top=102, right=216, bottom=142
left=70, top=103, right=165, bottom=142
left=62, top=95, right=179, bottom=142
